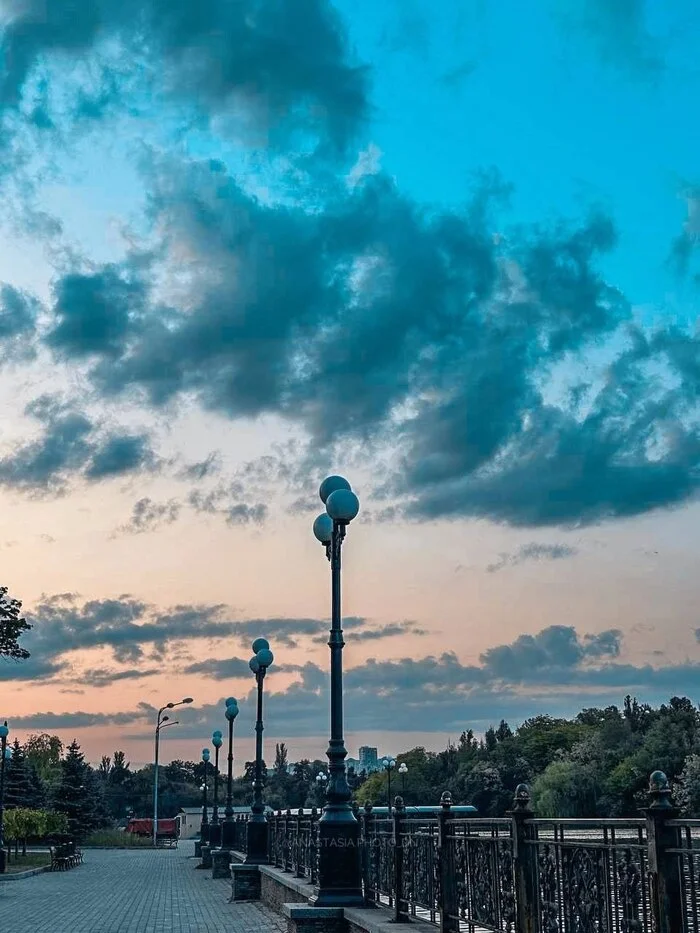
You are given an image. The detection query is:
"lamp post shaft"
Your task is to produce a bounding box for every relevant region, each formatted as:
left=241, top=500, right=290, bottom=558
left=0, top=726, right=7, bottom=874
left=221, top=716, right=235, bottom=849
left=314, top=520, right=363, bottom=907
left=226, top=717, right=234, bottom=819
left=253, top=670, right=265, bottom=814
left=201, top=759, right=209, bottom=843
left=153, top=721, right=161, bottom=848
left=245, top=667, right=269, bottom=863
left=213, top=746, right=220, bottom=823
left=388, top=768, right=392, bottom=810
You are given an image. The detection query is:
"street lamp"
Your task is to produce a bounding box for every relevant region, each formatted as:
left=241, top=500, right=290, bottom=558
left=221, top=698, right=240, bottom=848
left=312, top=474, right=363, bottom=907
left=245, top=638, right=274, bottom=864
left=398, top=762, right=408, bottom=801
left=153, top=697, right=193, bottom=847
left=382, top=757, right=396, bottom=809
left=200, top=748, right=211, bottom=845
left=316, top=771, right=328, bottom=803
left=209, top=731, right=223, bottom=847
left=0, top=722, right=9, bottom=874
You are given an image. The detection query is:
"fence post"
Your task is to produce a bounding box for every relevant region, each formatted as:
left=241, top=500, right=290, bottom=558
left=645, top=770, right=683, bottom=933
left=310, top=807, right=319, bottom=886
left=295, top=810, right=305, bottom=878
left=362, top=801, right=376, bottom=907
left=393, top=796, right=410, bottom=922
left=509, top=783, right=537, bottom=933
left=438, top=791, right=458, bottom=933
left=284, top=808, right=292, bottom=872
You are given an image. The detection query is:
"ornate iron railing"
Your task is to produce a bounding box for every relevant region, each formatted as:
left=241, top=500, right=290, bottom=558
left=237, top=772, right=693, bottom=933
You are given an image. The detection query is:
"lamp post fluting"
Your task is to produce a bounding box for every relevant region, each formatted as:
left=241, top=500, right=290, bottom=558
left=209, top=731, right=223, bottom=847
left=221, top=698, right=239, bottom=848
left=382, top=757, right=396, bottom=809
left=153, top=697, right=193, bottom=847
left=312, top=475, right=363, bottom=907
left=0, top=721, right=9, bottom=874
left=200, top=748, right=211, bottom=844
left=245, top=639, right=274, bottom=864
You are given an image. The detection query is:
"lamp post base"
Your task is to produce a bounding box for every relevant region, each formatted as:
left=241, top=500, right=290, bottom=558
left=244, top=820, right=269, bottom=865
left=0, top=848, right=5, bottom=874
left=194, top=840, right=202, bottom=859
left=212, top=848, right=232, bottom=879
left=199, top=844, right=212, bottom=869
left=314, top=815, right=364, bottom=908
left=220, top=819, right=236, bottom=849
left=209, top=822, right=222, bottom=848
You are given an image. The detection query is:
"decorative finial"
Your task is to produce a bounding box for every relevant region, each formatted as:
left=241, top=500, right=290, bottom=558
left=440, top=790, right=453, bottom=810
left=513, top=783, right=532, bottom=812
left=648, top=770, right=673, bottom=809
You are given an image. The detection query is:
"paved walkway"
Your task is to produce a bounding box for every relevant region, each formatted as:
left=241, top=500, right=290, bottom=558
left=1, top=841, right=286, bottom=933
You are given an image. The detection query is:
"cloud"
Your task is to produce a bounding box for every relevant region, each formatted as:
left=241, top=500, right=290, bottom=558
left=311, top=620, right=427, bottom=644
left=46, top=263, right=149, bottom=360
left=551, top=0, right=664, bottom=79
left=0, top=593, right=375, bottom=681
left=0, top=283, right=38, bottom=363
left=11, top=622, right=700, bottom=738
left=189, top=484, right=267, bottom=527
left=0, top=0, right=368, bottom=152
left=486, top=542, right=579, bottom=573
left=115, top=497, right=181, bottom=535
left=78, top=666, right=160, bottom=688
left=479, top=625, right=622, bottom=682
left=0, top=395, right=158, bottom=493
left=178, top=453, right=221, bottom=482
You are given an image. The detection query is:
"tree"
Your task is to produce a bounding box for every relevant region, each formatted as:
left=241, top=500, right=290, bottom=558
left=5, top=740, right=33, bottom=809
left=0, top=586, right=31, bottom=659
left=24, top=733, right=63, bottom=786
left=52, top=740, right=99, bottom=837
left=677, top=755, right=700, bottom=816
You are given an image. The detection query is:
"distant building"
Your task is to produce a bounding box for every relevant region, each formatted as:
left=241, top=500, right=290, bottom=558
left=176, top=806, right=263, bottom=840
left=359, top=746, right=379, bottom=772
left=345, top=757, right=361, bottom=773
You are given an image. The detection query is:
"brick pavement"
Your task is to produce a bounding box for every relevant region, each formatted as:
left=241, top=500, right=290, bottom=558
left=1, top=841, right=287, bottom=933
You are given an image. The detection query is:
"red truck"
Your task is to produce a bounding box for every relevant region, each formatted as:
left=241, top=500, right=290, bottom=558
left=126, top=818, right=178, bottom=847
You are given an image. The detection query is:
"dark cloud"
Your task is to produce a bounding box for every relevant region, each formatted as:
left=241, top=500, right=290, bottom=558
left=189, top=484, right=267, bottom=527
left=312, top=621, right=427, bottom=644
left=0, top=283, right=38, bottom=362
left=0, top=0, right=368, bottom=151
left=479, top=625, right=622, bottom=682
left=46, top=263, right=149, bottom=359
left=1, top=594, right=371, bottom=681
left=178, top=453, right=221, bottom=482
left=486, top=542, right=579, bottom=573
left=0, top=395, right=158, bottom=493
left=79, top=666, right=159, bottom=688
left=552, top=0, right=664, bottom=78
left=115, top=497, right=180, bottom=535
left=183, top=657, right=251, bottom=679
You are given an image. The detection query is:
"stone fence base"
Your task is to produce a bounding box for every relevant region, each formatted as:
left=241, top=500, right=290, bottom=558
left=230, top=861, right=436, bottom=933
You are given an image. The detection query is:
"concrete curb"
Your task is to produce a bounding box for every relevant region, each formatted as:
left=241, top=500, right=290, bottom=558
left=0, top=865, right=51, bottom=881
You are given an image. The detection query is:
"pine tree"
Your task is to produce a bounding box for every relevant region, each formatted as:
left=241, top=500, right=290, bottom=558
left=5, top=740, right=32, bottom=808
left=52, top=740, right=94, bottom=838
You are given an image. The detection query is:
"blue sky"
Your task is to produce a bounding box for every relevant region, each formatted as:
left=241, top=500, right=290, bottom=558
left=0, top=0, right=699, bottom=767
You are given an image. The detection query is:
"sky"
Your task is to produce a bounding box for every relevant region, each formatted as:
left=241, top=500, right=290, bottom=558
left=1, top=0, right=700, bottom=771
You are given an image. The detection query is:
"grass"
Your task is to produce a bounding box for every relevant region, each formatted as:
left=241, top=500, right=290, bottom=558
left=5, top=852, right=50, bottom=874
left=82, top=829, right=154, bottom=848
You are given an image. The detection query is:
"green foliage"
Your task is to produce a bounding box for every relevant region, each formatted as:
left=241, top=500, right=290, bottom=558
left=3, top=808, right=68, bottom=845
left=0, top=585, right=31, bottom=659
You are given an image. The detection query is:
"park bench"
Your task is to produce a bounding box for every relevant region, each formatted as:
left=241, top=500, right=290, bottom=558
left=49, top=840, right=83, bottom=871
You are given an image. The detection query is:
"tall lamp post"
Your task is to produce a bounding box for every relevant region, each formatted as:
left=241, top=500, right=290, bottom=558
left=0, top=722, right=10, bottom=874
left=221, top=698, right=240, bottom=848
left=200, top=748, right=211, bottom=844
left=382, top=757, right=396, bottom=809
left=312, top=474, right=363, bottom=907
left=153, top=697, right=193, bottom=847
left=245, top=639, right=274, bottom=864
left=398, top=762, right=408, bottom=802
left=316, top=770, right=328, bottom=804
left=209, top=730, right=223, bottom=847
left=212, top=698, right=240, bottom=878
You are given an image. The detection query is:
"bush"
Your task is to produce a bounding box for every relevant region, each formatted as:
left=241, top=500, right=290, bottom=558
left=82, top=829, right=153, bottom=847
